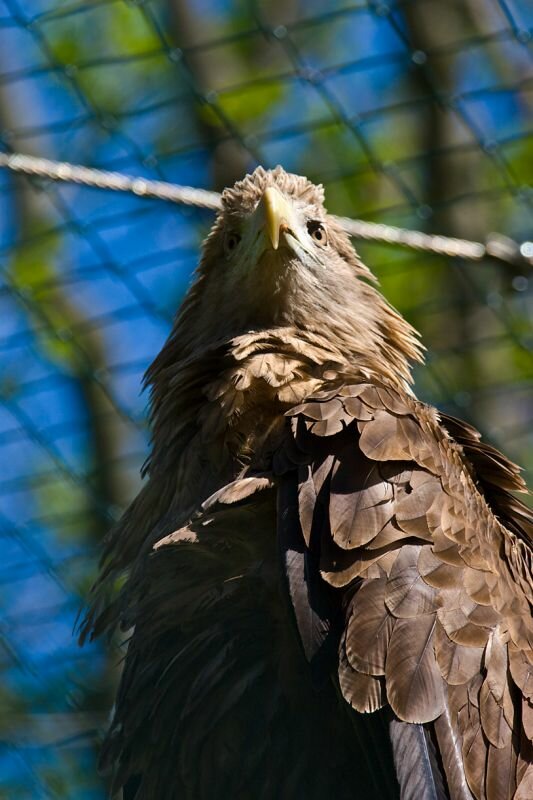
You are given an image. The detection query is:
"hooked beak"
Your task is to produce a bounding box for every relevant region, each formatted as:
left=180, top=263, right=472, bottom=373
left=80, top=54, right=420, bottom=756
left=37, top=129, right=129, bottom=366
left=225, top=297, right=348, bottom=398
left=261, top=186, right=299, bottom=250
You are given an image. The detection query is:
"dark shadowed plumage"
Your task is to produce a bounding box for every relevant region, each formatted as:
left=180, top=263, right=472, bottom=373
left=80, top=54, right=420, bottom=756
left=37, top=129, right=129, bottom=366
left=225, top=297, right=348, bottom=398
left=82, top=167, right=533, bottom=800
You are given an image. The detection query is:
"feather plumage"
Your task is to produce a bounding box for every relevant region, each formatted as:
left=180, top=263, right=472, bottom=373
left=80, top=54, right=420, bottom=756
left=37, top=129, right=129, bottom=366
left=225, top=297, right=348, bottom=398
left=280, top=378, right=533, bottom=798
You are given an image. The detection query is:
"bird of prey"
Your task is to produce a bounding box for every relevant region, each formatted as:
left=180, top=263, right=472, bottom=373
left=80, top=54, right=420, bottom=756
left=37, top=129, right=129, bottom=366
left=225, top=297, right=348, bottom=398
left=83, top=166, right=533, bottom=800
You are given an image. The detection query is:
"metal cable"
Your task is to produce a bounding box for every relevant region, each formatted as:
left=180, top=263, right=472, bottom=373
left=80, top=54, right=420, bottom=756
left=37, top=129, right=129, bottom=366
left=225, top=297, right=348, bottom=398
left=1, top=151, right=531, bottom=270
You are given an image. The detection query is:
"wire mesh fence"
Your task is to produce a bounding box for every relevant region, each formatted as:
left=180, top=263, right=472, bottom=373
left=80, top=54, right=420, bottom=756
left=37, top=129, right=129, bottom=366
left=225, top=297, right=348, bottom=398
left=0, top=0, right=532, bottom=797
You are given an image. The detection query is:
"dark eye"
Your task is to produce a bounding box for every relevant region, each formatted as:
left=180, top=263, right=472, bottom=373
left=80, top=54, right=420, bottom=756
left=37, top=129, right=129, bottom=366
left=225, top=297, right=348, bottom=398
left=307, top=220, right=328, bottom=245
left=224, top=231, right=241, bottom=255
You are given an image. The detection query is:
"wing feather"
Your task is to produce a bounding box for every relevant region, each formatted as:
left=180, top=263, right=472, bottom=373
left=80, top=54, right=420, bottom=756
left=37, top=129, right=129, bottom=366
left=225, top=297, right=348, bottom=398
left=280, top=379, right=533, bottom=800
left=339, top=633, right=387, bottom=713
left=386, top=614, right=445, bottom=723
left=344, top=578, right=394, bottom=676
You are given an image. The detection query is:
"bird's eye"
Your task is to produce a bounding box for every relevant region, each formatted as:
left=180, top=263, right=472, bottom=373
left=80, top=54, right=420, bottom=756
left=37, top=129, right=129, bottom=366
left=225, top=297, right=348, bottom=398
left=307, top=221, right=328, bottom=246
left=224, top=232, right=241, bottom=255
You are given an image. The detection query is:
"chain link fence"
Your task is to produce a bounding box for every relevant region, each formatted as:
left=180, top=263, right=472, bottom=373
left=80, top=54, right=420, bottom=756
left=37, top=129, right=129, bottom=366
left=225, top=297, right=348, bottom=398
left=0, top=0, right=532, bottom=797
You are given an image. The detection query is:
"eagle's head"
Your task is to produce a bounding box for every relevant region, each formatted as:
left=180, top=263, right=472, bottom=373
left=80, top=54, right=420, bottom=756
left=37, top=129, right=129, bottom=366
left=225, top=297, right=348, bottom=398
left=197, top=165, right=375, bottom=330
left=165, top=166, right=422, bottom=382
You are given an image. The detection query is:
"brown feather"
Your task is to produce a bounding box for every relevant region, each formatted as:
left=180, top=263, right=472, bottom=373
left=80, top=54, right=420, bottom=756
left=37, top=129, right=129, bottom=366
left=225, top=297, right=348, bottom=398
left=385, top=614, right=445, bottom=723
left=438, top=608, right=493, bottom=648
left=359, top=411, right=418, bottom=463
left=418, top=546, right=463, bottom=590
left=329, top=455, right=393, bottom=549
left=522, top=699, right=533, bottom=742
left=434, top=699, right=476, bottom=800
left=463, top=568, right=493, bottom=606
left=344, top=578, right=394, bottom=676
left=461, top=706, right=488, bottom=800
left=319, top=528, right=398, bottom=587
left=435, top=622, right=484, bottom=685
left=294, top=398, right=344, bottom=421
left=509, top=646, right=533, bottom=700
left=480, top=679, right=513, bottom=749
left=201, top=475, right=273, bottom=509
left=395, top=473, right=440, bottom=521
left=515, top=764, right=533, bottom=800
left=486, top=737, right=517, bottom=800
left=298, top=464, right=316, bottom=547
left=339, top=635, right=386, bottom=713
left=367, top=519, right=420, bottom=550
left=432, top=530, right=467, bottom=567
left=385, top=544, right=440, bottom=618
left=374, top=385, right=412, bottom=416
left=341, top=394, right=374, bottom=420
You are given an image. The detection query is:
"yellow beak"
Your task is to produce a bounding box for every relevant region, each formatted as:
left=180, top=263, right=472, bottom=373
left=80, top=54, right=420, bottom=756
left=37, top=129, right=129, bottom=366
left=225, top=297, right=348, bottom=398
left=261, top=186, right=298, bottom=250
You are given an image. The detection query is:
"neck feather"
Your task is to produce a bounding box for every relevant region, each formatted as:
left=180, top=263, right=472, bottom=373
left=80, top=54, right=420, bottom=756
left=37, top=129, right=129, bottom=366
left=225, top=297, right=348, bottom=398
left=144, top=300, right=422, bottom=476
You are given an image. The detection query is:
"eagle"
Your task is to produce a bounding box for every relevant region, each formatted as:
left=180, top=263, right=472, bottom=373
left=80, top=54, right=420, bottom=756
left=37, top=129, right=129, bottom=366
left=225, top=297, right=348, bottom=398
left=82, top=166, right=533, bottom=800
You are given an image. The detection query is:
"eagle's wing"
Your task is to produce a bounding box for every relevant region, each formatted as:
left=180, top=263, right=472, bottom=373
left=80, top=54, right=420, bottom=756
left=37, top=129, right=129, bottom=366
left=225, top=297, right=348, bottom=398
left=277, top=381, right=533, bottom=800
left=101, top=481, right=401, bottom=800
